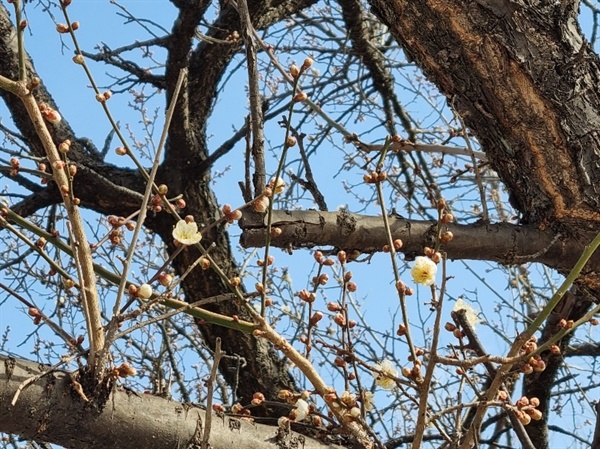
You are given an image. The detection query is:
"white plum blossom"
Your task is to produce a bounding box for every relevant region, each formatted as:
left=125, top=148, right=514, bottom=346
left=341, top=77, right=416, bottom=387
left=361, top=391, right=374, bottom=411
left=269, top=177, right=286, bottom=194
left=453, top=298, right=480, bottom=329
left=172, top=220, right=202, bottom=245
left=410, top=256, right=437, bottom=286
left=373, top=359, right=398, bottom=390
left=294, top=398, right=309, bottom=421
left=138, top=283, right=153, bottom=299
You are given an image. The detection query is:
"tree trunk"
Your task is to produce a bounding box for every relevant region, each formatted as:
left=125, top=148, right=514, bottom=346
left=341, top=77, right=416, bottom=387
left=367, top=1, right=600, bottom=447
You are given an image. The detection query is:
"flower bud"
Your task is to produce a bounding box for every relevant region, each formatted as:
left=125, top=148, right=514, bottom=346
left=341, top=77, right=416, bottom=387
left=293, top=92, right=308, bottom=102
left=333, top=313, right=346, bottom=326
left=290, top=64, right=300, bottom=78
left=302, top=57, right=313, bottom=70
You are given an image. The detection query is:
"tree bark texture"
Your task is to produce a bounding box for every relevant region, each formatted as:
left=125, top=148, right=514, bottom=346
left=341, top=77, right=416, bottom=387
left=366, top=1, right=600, bottom=447
left=240, top=209, right=600, bottom=272
left=0, top=355, right=340, bottom=449
left=369, top=0, right=600, bottom=235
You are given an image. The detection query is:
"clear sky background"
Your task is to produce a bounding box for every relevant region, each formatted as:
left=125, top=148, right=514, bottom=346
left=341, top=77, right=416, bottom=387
left=1, top=1, right=599, bottom=447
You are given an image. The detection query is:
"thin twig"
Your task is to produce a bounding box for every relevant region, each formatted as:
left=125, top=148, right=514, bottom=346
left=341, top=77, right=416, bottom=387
left=202, top=338, right=224, bottom=449
left=236, top=0, right=266, bottom=195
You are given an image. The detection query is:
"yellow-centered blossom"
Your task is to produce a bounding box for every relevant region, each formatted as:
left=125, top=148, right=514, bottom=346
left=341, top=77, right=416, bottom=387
left=373, top=359, right=397, bottom=390
left=411, top=256, right=437, bottom=286
left=172, top=220, right=202, bottom=245
left=453, top=298, right=480, bottom=329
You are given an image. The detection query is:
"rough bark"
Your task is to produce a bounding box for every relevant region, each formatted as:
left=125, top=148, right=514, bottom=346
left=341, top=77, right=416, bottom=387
left=0, top=355, right=340, bottom=449
left=365, top=1, right=600, bottom=447
left=368, top=0, right=600, bottom=235
left=240, top=209, right=600, bottom=272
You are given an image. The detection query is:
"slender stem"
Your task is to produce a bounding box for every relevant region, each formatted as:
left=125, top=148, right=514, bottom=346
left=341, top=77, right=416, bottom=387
left=459, top=230, right=600, bottom=448
left=19, top=93, right=105, bottom=372
left=202, top=338, right=224, bottom=449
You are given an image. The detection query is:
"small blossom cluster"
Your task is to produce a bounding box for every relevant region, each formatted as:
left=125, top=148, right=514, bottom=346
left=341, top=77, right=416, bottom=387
left=410, top=255, right=437, bottom=286
left=518, top=336, right=547, bottom=374
left=222, top=204, right=242, bottom=223
left=111, top=362, right=137, bottom=378
left=253, top=177, right=286, bottom=213
left=39, top=102, right=61, bottom=124
left=363, top=171, right=387, bottom=184
left=172, top=216, right=202, bottom=245
left=289, top=57, right=314, bottom=80
left=276, top=389, right=321, bottom=426
left=373, top=359, right=398, bottom=390
left=105, top=214, right=136, bottom=246
left=499, top=393, right=543, bottom=425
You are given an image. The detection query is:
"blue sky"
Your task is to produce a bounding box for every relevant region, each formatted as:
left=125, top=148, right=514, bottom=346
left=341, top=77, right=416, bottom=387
left=1, top=1, right=599, bottom=447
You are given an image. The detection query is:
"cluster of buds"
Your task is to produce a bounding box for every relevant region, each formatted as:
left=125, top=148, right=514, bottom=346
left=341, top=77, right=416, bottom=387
left=9, top=157, right=20, bottom=177
left=56, top=21, right=79, bottom=34
left=69, top=334, right=85, bottom=347
left=423, top=246, right=442, bottom=264
left=28, top=307, right=42, bottom=325
left=26, top=77, right=40, bottom=91
left=513, top=396, right=542, bottom=425
left=518, top=336, right=546, bottom=373
left=58, top=139, right=72, bottom=153
left=150, top=193, right=164, bottom=213
left=277, top=389, right=315, bottom=423
left=395, top=280, right=414, bottom=296
left=225, top=31, right=240, bottom=42
left=113, top=362, right=137, bottom=378
left=520, top=354, right=546, bottom=374
left=444, top=321, right=466, bottom=339
left=298, top=289, right=316, bottom=303
left=289, top=57, right=313, bottom=80
left=344, top=271, right=357, bottom=292
left=312, top=273, right=329, bottom=286
left=106, top=215, right=135, bottom=245
left=257, top=255, right=275, bottom=267
left=383, top=238, right=403, bottom=253
left=313, top=250, right=334, bottom=266
left=128, top=283, right=153, bottom=300
left=363, top=171, right=387, bottom=184
left=251, top=392, right=265, bottom=406
left=252, top=194, right=270, bottom=213
left=222, top=204, right=242, bottom=223
left=439, top=230, right=454, bottom=244
left=338, top=390, right=361, bottom=422
left=559, top=318, right=575, bottom=330
left=95, top=91, right=112, bottom=103
left=38, top=102, right=61, bottom=124
left=520, top=335, right=538, bottom=355
left=231, top=402, right=251, bottom=417
left=437, top=199, right=454, bottom=223
left=401, top=361, right=423, bottom=382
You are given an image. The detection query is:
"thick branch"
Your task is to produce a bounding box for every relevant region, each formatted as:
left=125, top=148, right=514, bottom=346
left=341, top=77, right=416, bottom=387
left=368, top=0, right=600, bottom=228
left=0, top=355, right=339, bottom=449
left=240, top=209, right=600, bottom=273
